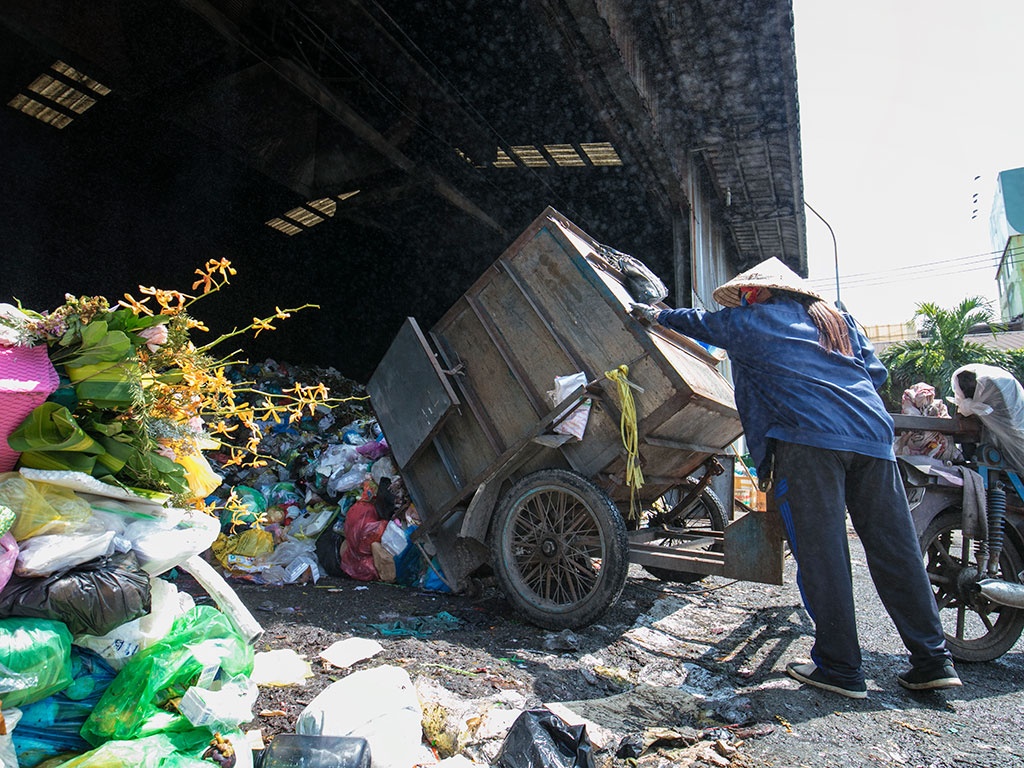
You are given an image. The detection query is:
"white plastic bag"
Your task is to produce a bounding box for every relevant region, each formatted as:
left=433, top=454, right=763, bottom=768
left=0, top=706, right=22, bottom=768
left=381, top=519, right=408, bottom=557
left=286, top=506, right=337, bottom=540
left=297, top=665, right=426, bottom=768
left=14, top=530, right=116, bottom=577
left=547, top=372, right=592, bottom=442
left=122, top=507, right=219, bottom=575
left=328, top=464, right=370, bottom=495
left=179, top=675, right=259, bottom=729
left=254, top=537, right=321, bottom=586
left=952, top=364, right=1024, bottom=471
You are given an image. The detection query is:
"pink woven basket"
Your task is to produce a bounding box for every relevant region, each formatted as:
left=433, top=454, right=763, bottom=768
left=0, top=344, right=60, bottom=472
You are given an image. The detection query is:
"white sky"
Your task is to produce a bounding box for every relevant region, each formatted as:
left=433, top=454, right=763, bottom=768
left=791, top=0, right=1024, bottom=327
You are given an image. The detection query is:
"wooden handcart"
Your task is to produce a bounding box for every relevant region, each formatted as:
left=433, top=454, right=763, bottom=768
left=368, top=208, right=785, bottom=629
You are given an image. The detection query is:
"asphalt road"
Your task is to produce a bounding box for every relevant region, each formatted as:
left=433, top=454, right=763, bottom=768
left=670, top=525, right=1024, bottom=768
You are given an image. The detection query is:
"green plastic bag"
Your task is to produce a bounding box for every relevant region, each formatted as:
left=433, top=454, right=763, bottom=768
left=80, top=605, right=254, bottom=746
left=44, top=728, right=223, bottom=768
left=0, top=617, right=73, bottom=708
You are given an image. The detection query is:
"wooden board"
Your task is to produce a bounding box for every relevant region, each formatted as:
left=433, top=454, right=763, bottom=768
left=366, top=317, right=459, bottom=469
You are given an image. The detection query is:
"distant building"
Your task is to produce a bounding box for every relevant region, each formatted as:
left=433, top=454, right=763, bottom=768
left=992, top=167, right=1024, bottom=321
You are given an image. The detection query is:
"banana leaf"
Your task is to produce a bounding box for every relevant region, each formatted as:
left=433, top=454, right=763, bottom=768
left=16, top=449, right=99, bottom=474
left=66, top=362, right=141, bottom=409
left=92, top=434, right=137, bottom=474
left=8, top=402, right=103, bottom=454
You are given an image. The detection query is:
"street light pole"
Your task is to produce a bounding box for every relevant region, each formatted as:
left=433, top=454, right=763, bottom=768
left=805, top=201, right=841, bottom=307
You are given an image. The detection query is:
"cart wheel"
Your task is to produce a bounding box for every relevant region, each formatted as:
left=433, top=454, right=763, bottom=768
left=489, top=468, right=629, bottom=630
left=920, top=510, right=1024, bottom=662
left=641, top=484, right=728, bottom=584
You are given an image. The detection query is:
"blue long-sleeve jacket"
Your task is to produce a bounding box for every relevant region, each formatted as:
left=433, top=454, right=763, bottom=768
left=657, top=297, right=894, bottom=473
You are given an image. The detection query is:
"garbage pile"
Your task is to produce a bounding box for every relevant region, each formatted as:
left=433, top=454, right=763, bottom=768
left=202, top=358, right=438, bottom=592
left=0, top=268, right=451, bottom=767
left=0, top=467, right=259, bottom=767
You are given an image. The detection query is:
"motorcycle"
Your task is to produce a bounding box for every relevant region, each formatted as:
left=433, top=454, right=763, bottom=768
left=896, top=365, right=1024, bottom=662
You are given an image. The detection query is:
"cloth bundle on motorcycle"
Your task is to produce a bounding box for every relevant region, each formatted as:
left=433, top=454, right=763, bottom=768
left=952, top=364, right=1024, bottom=473
left=0, top=550, right=151, bottom=636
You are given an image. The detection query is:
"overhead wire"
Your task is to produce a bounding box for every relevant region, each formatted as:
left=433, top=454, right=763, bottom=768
left=804, top=249, right=1007, bottom=291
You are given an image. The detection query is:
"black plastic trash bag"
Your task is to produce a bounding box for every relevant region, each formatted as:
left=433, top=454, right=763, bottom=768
left=494, top=708, right=595, bottom=768
left=0, top=550, right=151, bottom=636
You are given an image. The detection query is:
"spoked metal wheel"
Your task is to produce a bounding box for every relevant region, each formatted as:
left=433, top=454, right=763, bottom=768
left=489, top=468, right=629, bottom=630
left=920, top=510, right=1024, bottom=662
left=639, top=483, right=728, bottom=583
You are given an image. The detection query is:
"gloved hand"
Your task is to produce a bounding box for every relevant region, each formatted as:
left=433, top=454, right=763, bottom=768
left=629, top=302, right=661, bottom=326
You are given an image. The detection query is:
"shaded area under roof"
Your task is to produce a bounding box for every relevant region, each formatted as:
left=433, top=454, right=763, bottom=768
left=0, top=0, right=805, bottom=381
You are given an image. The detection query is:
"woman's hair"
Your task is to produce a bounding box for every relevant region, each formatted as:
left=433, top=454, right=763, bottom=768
left=781, top=291, right=853, bottom=356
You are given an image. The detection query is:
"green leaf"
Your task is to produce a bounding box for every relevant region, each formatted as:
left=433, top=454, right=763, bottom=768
left=16, top=449, right=98, bottom=474
left=79, top=319, right=110, bottom=348
left=8, top=402, right=104, bottom=454
left=67, top=330, right=133, bottom=366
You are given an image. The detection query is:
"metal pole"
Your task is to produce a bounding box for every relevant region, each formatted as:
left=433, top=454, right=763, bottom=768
left=805, top=202, right=841, bottom=306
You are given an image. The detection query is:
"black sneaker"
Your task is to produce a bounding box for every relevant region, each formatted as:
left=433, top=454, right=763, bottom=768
left=786, top=662, right=867, bottom=699
left=897, top=663, right=962, bottom=691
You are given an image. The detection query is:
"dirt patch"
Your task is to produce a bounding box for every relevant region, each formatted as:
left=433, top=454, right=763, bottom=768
left=179, top=545, right=1024, bottom=767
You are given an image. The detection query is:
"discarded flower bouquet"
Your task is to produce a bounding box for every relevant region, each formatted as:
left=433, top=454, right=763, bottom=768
left=0, top=258, right=363, bottom=515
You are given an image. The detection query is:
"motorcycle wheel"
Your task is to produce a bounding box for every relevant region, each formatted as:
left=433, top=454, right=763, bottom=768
left=920, top=510, right=1024, bottom=662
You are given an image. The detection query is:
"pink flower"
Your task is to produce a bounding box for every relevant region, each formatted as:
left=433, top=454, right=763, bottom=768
left=138, top=324, right=168, bottom=352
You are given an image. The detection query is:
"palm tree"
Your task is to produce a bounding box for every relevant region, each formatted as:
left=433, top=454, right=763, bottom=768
left=879, top=297, right=1007, bottom=406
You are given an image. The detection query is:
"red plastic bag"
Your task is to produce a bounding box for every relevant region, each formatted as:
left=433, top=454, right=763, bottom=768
left=340, top=501, right=387, bottom=582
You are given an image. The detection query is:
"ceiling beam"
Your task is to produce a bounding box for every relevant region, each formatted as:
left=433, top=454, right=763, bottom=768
left=179, top=0, right=507, bottom=237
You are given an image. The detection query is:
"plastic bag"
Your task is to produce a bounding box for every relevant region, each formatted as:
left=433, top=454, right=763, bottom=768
left=339, top=501, right=387, bottom=581
left=393, top=527, right=424, bottom=587
left=286, top=505, right=338, bottom=540
left=0, top=617, right=73, bottom=708
left=219, top=485, right=266, bottom=534
left=0, top=550, right=151, bottom=637
left=13, top=647, right=118, bottom=767
left=121, top=507, right=220, bottom=576
left=952, top=364, right=1024, bottom=472
left=494, top=708, right=595, bottom=768
left=1, top=707, right=22, bottom=768
left=36, top=728, right=232, bottom=768
left=0, top=532, right=17, bottom=594
left=80, top=605, right=254, bottom=745
left=296, top=665, right=423, bottom=768
left=0, top=475, right=93, bottom=541
left=211, top=528, right=276, bottom=575
left=75, top=576, right=196, bottom=670
left=15, top=530, right=116, bottom=577
left=609, top=249, right=668, bottom=305
left=0, top=503, right=14, bottom=537
left=380, top=519, right=407, bottom=557
left=315, top=444, right=359, bottom=478
left=329, top=464, right=370, bottom=496
left=547, top=373, right=592, bottom=442
left=252, top=536, right=321, bottom=586
left=267, top=481, right=303, bottom=508
left=177, top=674, right=258, bottom=729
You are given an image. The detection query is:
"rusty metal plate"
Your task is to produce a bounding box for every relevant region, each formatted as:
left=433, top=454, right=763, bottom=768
left=366, top=317, right=460, bottom=468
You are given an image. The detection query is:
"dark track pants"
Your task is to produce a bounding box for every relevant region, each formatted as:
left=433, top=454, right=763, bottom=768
left=773, top=441, right=951, bottom=685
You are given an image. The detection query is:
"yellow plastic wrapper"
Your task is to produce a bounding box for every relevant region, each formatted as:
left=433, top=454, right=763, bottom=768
left=0, top=474, right=92, bottom=541
left=211, top=528, right=274, bottom=573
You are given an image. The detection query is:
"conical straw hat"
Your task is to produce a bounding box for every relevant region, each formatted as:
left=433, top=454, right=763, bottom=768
left=712, top=257, right=823, bottom=308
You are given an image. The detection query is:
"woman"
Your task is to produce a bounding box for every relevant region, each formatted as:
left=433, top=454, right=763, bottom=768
left=630, top=257, right=960, bottom=698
